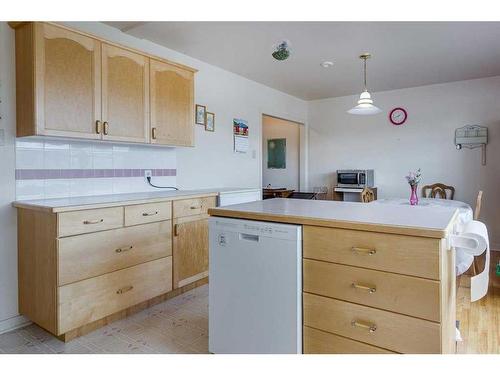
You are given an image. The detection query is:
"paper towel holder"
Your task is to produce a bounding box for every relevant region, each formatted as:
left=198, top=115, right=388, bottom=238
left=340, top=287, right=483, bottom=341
left=454, top=125, right=488, bottom=165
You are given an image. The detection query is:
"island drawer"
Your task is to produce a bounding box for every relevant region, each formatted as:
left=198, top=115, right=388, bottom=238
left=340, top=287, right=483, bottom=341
left=58, top=256, right=173, bottom=334
left=58, top=221, right=172, bottom=285
left=303, top=226, right=440, bottom=280
left=173, top=196, right=216, bottom=218
left=303, top=293, right=441, bottom=354
left=303, top=259, right=440, bottom=322
left=124, top=201, right=172, bottom=226
left=303, top=326, right=395, bottom=354
left=58, top=207, right=124, bottom=237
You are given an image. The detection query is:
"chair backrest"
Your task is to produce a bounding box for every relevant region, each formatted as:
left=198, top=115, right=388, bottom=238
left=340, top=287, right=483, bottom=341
left=474, top=190, right=483, bottom=220
left=421, top=183, right=455, bottom=200
left=361, top=187, right=375, bottom=203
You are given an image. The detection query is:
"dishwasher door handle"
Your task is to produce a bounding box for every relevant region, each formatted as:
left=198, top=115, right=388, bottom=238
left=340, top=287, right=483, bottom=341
left=239, top=233, right=260, bottom=242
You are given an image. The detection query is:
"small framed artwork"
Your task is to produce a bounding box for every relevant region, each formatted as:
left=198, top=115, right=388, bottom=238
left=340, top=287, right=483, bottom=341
left=195, top=104, right=206, bottom=125
left=205, top=112, right=215, bottom=132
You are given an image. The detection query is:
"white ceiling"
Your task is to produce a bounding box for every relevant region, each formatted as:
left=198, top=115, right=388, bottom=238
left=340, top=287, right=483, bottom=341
left=104, top=22, right=500, bottom=100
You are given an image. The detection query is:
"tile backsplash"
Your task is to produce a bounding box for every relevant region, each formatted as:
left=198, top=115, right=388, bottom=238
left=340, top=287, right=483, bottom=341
left=16, top=138, right=177, bottom=200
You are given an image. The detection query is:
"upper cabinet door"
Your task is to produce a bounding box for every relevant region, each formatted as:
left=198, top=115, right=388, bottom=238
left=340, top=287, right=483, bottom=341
left=35, top=23, right=102, bottom=139
left=101, top=44, right=150, bottom=143
left=150, top=59, right=195, bottom=147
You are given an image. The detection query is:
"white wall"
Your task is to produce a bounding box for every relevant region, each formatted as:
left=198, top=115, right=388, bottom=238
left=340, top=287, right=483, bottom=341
left=0, top=23, right=29, bottom=331
left=308, top=76, right=500, bottom=249
left=262, top=116, right=301, bottom=190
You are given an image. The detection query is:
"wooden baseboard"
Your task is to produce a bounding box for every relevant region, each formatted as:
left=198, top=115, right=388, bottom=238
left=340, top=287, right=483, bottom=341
left=58, top=277, right=208, bottom=342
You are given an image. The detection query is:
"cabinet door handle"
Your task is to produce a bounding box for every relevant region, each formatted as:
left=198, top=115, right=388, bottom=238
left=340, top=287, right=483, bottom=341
left=174, top=223, right=179, bottom=236
left=152, top=127, right=157, bottom=140
left=83, top=219, right=104, bottom=225
left=351, top=320, right=377, bottom=333
left=115, top=245, right=134, bottom=253
left=95, top=120, right=102, bottom=134
left=142, top=211, right=158, bottom=217
left=103, top=121, right=109, bottom=135
left=116, top=285, right=134, bottom=294
left=351, top=282, right=377, bottom=294
left=351, top=247, right=376, bottom=255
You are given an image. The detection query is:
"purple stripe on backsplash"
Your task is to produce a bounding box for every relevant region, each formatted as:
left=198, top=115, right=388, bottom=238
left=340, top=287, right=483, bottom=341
left=15, top=169, right=177, bottom=180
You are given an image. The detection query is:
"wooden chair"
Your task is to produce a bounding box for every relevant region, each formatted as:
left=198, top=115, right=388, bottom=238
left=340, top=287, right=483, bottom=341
left=361, top=187, right=375, bottom=203
left=422, top=183, right=455, bottom=200
left=474, top=190, right=483, bottom=220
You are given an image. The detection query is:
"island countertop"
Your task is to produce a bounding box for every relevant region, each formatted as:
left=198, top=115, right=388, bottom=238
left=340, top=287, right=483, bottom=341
left=208, top=198, right=459, bottom=238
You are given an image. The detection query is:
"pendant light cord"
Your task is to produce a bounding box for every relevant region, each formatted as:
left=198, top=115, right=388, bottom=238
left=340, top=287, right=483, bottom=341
left=363, top=57, right=367, bottom=91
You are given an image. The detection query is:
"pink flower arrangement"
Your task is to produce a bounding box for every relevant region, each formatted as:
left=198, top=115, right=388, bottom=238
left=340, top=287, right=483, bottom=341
left=405, top=168, right=422, bottom=187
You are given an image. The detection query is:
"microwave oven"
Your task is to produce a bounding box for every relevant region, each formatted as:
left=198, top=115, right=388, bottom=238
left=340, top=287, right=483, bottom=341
left=337, top=170, right=374, bottom=188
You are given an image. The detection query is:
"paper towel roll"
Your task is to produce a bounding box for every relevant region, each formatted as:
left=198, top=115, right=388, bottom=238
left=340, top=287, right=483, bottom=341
left=454, top=220, right=490, bottom=302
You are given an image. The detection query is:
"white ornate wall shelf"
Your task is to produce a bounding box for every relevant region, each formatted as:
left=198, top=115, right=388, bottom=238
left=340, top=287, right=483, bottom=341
left=455, top=125, right=488, bottom=166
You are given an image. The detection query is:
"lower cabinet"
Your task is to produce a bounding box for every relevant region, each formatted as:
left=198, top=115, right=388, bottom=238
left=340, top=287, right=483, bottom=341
left=172, top=214, right=210, bottom=288
left=17, top=195, right=215, bottom=341
left=59, top=257, right=172, bottom=333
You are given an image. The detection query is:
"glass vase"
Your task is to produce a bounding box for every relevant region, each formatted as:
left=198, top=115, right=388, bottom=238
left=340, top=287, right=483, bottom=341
left=409, top=184, right=419, bottom=206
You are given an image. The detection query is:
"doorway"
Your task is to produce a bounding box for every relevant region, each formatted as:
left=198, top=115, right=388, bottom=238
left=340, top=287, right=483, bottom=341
left=262, top=115, right=302, bottom=191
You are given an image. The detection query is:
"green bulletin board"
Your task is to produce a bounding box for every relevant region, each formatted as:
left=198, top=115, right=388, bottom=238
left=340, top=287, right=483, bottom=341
left=267, top=138, right=286, bottom=169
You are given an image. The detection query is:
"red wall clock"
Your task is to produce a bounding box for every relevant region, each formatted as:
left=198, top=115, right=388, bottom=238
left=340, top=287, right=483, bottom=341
left=389, top=107, right=408, bottom=126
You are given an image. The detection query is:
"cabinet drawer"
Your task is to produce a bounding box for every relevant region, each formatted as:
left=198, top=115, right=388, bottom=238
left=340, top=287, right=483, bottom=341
left=58, top=221, right=172, bottom=285
left=58, top=257, right=172, bottom=334
left=58, top=207, right=124, bottom=237
left=304, top=326, right=394, bottom=354
left=303, top=259, right=440, bottom=322
left=124, top=202, right=172, bottom=226
left=173, top=196, right=216, bottom=218
left=303, top=226, right=440, bottom=280
left=303, top=293, right=441, bottom=354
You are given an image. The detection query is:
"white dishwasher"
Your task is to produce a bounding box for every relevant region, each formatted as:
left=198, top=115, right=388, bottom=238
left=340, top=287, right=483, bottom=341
left=209, top=217, right=302, bottom=354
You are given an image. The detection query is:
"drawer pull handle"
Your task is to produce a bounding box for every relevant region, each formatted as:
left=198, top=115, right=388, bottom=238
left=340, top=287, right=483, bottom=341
left=190, top=206, right=201, bottom=210
left=116, top=286, right=134, bottom=294
left=351, top=282, right=376, bottom=294
left=351, top=247, right=376, bottom=255
left=83, top=219, right=104, bottom=225
left=115, top=245, right=134, bottom=253
left=351, top=320, right=377, bottom=333
left=142, top=211, right=159, bottom=217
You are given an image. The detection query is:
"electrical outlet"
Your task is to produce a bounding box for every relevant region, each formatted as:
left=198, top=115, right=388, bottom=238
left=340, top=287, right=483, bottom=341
left=144, top=170, right=152, bottom=180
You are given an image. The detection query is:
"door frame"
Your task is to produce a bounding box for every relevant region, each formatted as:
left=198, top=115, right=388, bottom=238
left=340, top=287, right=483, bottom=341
left=260, top=113, right=308, bottom=192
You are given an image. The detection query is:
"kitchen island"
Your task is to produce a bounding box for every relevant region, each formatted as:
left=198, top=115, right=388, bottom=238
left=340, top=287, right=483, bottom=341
left=208, top=198, right=459, bottom=354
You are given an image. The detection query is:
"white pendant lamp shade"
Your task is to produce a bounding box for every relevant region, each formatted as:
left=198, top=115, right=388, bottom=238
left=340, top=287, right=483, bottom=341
left=347, top=90, right=382, bottom=115
left=348, top=53, right=381, bottom=115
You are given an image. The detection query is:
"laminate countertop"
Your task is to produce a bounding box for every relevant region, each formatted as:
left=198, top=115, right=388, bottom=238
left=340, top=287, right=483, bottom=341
left=208, top=198, right=459, bottom=238
left=12, top=188, right=261, bottom=213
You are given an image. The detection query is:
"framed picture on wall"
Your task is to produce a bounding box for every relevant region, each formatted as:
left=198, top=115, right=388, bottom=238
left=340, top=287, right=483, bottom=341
left=195, top=104, right=206, bottom=125
left=205, top=112, right=215, bottom=132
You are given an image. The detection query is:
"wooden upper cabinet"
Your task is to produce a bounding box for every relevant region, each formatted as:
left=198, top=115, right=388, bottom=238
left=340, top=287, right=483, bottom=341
left=101, top=44, right=149, bottom=143
left=33, top=23, right=102, bottom=139
left=13, top=22, right=196, bottom=146
left=150, top=59, right=195, bottom=147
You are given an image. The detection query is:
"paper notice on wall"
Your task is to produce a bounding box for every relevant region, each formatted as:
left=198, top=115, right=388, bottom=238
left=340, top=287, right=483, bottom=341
left=233, top=118, right=249, bottom=153
left=234, top=135, right=249, bottom=154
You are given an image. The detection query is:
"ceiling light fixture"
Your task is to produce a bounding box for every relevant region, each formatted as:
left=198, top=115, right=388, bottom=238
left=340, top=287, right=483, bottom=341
left=347, top=53, right=382, bottom=115
left=321, top=61, right=334, bottom=68
left=272, top=40, right=292, bottom=61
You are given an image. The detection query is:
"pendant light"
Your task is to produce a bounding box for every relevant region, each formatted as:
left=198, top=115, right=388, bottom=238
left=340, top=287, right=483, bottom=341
left=347, top=53, right=382, bottom=115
